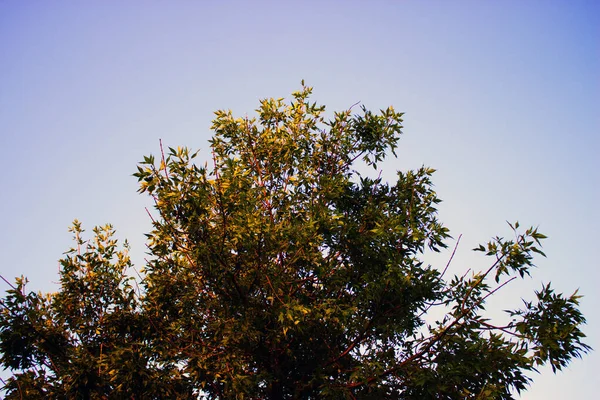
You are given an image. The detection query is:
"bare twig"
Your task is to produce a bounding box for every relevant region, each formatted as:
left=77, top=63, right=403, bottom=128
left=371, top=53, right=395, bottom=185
left=441, top=234, right=462, bottom=280
left=145, top=207, right=156, bottom=223
left=348, top=100, right=361, bottom=111
left=0, top=274, right=18, bottom=292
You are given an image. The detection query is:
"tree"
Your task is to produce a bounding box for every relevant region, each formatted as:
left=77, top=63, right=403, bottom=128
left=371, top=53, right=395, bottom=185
left=0, top=83, right=590, bottom=399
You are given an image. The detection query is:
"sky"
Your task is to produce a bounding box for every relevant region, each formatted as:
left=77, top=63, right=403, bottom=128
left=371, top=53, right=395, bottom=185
left=0, top=0, right=598, bottom=397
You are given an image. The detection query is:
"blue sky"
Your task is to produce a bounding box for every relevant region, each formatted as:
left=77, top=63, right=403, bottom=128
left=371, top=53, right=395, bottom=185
left=1, top=1, right=598, bottom=397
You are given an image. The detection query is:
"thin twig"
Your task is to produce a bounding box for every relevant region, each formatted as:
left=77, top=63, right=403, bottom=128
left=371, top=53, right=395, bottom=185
left=159, top=138, right=169, bottom=180
left=265, top=274, right=284, bottom=305
left=480, top=276, right=516, bottom=304
left=479, top=320, right=524, bottom=338
left=348, top=100, right=361, bottom=111
left=441, top=234, right=462, bottom=280
left=0, top=274, right=17, bottom=291
left=145, top=207, right=156, bottom=223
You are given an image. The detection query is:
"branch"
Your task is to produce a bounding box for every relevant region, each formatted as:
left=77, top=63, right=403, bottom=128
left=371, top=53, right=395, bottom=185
left=325, top=317, right=374, bottom=368
left=478, top=320, right=524, bottom=339
left=345, top=267, right=518, bottom=390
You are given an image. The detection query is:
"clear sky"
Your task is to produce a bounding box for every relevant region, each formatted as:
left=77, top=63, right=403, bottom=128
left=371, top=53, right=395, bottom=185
left=1, top=1, right=598, bottom=398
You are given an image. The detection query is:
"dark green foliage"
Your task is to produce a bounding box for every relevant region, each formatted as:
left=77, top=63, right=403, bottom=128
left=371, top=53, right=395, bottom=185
left=1, top=84, right=590, bottom=399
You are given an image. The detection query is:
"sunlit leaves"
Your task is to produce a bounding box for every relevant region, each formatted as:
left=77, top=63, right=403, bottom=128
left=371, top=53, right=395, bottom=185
left=0, top=84, right=590, bottom=399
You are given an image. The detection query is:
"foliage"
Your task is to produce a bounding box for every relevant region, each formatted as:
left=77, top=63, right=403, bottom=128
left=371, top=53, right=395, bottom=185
left=0, top=84, right=590, bottom=399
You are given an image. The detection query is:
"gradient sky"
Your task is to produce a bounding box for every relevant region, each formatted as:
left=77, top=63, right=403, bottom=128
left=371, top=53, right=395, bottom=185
left=1, top=1, right=598, bottom=398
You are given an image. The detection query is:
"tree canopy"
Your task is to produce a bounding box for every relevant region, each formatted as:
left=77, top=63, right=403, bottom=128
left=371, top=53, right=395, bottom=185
left=0, top=84, right=590, bottom=399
